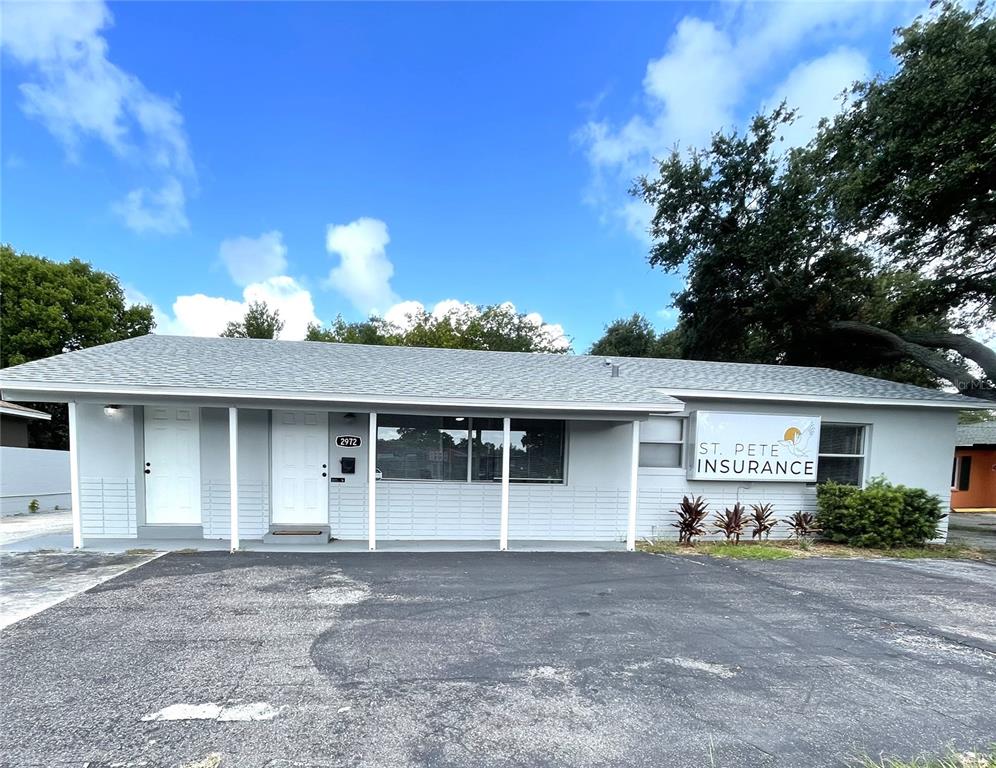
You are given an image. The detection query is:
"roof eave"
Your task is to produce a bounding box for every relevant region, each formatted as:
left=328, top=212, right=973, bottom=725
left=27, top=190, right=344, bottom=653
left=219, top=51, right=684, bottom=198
left=0, top=382, right=684, bottom=416
left=654, top=387, right=989, bottom=409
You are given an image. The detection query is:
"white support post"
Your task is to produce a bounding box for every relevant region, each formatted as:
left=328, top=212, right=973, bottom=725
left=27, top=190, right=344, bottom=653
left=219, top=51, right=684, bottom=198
left=68, top=401, right=82, bottom=550
left=626, top=419, right=640, bottom=551
left=228, top=407, right=239, bottom=553
left=499, top=416, right=511, bottom=551
left=368, top=412, right=377, bottom=551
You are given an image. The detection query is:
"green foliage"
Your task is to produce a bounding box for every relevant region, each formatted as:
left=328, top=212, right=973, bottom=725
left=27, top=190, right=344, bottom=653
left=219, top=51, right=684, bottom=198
left=631, top=4, right=996, bottom=394
left=27, top=499, right=39, bottom=514
left=819, top=1, right=996, bottom=325
left=221, top=300, right=284, bottom=339
left=816, top=478, right=946, bottom=548
left=671, top=495, right=709, bottom=544
left=307, top=303, right=569, bottom=353
left=1, top=245, right=155, bottom=449
left=960, top=409, right=996, bottom=425
left=1, top=245, right=155, bottom=367
left=588, top=314, right=681, bottom=358
left=712, top=502, right=747, bottom=542
left=749, top=503, right=777, bottom=540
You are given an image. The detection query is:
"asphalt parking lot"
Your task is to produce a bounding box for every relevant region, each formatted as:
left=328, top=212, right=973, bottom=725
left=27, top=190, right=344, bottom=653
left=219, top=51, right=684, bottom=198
left=1, top=552, right=994, bottom=768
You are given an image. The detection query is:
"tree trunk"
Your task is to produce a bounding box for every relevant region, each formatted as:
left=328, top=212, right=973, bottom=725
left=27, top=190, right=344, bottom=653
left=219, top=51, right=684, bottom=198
left=829, top=320, right=996, bottom=402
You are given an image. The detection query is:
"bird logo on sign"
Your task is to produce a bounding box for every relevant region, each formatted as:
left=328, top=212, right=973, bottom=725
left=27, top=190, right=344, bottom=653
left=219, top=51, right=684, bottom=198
left=778, top=421, right=816, bottom=458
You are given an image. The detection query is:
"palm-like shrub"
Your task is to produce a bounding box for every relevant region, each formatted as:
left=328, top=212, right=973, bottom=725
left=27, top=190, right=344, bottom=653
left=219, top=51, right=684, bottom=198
left=749, top=503, right=777, bottom=540
left=713, top=502, right=747, bottom=542
left=671, top=495, right=709, bottom=544
left=783, top=511, right=819, bottom=540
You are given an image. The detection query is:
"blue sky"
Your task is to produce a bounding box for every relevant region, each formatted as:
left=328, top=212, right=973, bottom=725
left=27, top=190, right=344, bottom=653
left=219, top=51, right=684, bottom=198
left=1, top=1, right=918, bottom=350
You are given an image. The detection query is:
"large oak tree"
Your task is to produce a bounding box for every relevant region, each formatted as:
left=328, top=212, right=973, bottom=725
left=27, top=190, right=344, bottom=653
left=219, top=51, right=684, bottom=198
left=626, top=2, right=995, bottom=400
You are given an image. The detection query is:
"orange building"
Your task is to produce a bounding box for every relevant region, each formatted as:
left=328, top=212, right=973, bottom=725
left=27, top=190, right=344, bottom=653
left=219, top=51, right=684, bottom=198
left=952, top=423, right=996, bottom=512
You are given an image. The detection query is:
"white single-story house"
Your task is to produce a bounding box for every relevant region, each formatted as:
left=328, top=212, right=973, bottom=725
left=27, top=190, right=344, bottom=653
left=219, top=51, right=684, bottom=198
left=0, top=400, right=71, bottom=517
left=0, top=335, right=986, bottom=550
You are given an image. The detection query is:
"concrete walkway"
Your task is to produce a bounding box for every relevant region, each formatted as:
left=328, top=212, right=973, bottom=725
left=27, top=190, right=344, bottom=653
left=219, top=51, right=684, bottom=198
left=947, top=512, right=996, bottom=553
left=0, top=508, right=161, bottom=629
left=0, top=508, right=72, bottom=549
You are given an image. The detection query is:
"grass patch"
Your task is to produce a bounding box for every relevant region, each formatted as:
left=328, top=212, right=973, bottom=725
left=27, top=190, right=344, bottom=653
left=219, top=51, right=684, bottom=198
left=637, top=539, right=988, bottom=561
left=639, top=541, right=794, bottom=560
left=856, top=747, right=996, bottom=767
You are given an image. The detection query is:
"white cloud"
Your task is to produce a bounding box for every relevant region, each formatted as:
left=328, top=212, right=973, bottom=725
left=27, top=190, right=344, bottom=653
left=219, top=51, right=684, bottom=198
left=134, top=230, right=317, bottom=339
left=768, top=48, right=870, bottom=148
left=0, top=0, right=195, bottom=233
left=111, top=176, right=188, bottom=234
left=324, top=217, right=398, bottom=315
left=577, top=2, right=902, bottom=238
left=153, top=277, right=319, bottom=340
left=219, top=231, right=289, bottom=287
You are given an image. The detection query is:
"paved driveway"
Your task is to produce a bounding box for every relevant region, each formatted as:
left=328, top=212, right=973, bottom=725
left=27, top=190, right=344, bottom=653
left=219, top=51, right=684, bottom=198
left=1, top=552, right=994, bottom=768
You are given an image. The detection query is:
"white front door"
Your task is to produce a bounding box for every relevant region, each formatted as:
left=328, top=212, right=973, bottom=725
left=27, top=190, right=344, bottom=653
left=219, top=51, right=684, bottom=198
left=271, top=410, right=329, bottom=524
left=144, top=406, right=201, bottom=525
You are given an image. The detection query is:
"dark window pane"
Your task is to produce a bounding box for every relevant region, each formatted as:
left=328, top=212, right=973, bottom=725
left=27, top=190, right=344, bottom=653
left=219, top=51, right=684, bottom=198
left=819, top=424, right=864, bottom=455
left=470, top=418, right=565, bottom=483
left=376, top=414, right=468, bottom=481
left=510, top=419, right=565, bottom=483
left=639, top=443, right=681, bottom=468
left=957, top=456, right=972, bottom=492
left=470, top=418, right=504, bottom=482
left=817, top=456, right=862, bottom=485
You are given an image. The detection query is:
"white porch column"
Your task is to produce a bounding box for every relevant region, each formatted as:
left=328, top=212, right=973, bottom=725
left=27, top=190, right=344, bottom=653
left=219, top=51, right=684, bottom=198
left=368, top=411, right=377, bottom=551
left=68, top=401, right=82, bottom=549
left=228, top=407, right=239, bottom=552
left=499, top=416, right=511, bottom=551
left=626, top=419, right=640, bottom=551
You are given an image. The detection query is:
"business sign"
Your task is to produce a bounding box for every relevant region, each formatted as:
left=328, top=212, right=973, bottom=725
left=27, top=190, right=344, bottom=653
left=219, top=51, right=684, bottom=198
left=335, top=435, right=362, bottom=448
left=688, top=411, right=821, bottom=482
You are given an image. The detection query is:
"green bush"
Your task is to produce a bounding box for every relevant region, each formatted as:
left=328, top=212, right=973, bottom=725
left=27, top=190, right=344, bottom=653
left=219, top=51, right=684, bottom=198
left=816, top=478, right=945, bottom=548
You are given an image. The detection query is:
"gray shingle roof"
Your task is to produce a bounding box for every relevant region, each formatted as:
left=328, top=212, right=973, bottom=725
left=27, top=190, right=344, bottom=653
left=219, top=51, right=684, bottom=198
left=956, top=422, right=996, bottom=446
left=0, top=334, right=986, bottom=409
left=0, top=335, right=679, bottom=411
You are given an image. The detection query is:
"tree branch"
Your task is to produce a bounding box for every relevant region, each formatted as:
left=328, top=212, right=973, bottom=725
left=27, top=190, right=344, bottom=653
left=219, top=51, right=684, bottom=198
left=903, top=330, right=996, bottom=383
left=829, top=320, right=996, bottom=402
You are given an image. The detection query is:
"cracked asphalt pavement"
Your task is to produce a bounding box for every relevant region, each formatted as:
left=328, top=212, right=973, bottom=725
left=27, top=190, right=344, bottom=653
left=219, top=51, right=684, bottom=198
left=1, top=551, right=994, bottom=767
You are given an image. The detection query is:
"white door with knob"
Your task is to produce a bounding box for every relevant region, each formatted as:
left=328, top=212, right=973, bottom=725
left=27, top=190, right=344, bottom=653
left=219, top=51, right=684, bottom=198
left=144, top=406, right=201, bottom=525
left=271, top=410, right=329, bottom=524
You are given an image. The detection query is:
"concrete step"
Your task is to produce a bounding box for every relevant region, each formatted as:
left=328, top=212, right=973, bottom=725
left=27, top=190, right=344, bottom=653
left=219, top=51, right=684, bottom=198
left=262, top=525, right=331, bottom=545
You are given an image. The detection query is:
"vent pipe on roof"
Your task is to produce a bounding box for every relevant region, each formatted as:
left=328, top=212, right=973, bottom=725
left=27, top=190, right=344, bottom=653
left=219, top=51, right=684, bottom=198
left=610, top=363, right=621, bottom=378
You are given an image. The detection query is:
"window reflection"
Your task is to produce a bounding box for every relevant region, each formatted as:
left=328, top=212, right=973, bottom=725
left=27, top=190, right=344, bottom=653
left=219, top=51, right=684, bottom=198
left=377, top=415, right=565, bottom=483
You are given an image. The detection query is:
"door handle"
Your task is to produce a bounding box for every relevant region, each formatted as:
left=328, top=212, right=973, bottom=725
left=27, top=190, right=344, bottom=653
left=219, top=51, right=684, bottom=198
left=144, top=468, right=151, bottom=474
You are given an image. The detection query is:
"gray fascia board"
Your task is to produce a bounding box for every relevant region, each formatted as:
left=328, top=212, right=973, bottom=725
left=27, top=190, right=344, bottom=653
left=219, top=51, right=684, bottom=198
left=0, top=383, right=683, bottom=418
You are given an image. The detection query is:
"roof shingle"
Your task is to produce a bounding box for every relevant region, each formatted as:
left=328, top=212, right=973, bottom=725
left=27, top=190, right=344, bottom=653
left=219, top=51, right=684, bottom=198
left=0, top=334, right=986, bottom=409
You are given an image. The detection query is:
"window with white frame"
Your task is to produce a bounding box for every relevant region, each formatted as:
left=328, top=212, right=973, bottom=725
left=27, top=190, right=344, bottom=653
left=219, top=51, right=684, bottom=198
left=638, top=417, right=685, bottom=469
left=952, top=455, right=972, bottom=492
left=817, top=424, right=866, bottom=485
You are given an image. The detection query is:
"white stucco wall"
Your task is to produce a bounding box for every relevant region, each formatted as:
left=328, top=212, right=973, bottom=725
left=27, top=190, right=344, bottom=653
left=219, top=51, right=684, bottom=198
left=636, top=400, right=957, bottom=541
left=76, top=402, right=138, bottom=537
left=68, top=398, right=959, bottom=545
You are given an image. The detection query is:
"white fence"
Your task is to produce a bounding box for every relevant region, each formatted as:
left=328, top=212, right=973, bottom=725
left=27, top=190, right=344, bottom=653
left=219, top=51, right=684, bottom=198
left=0, top=446, right=71, bottom=517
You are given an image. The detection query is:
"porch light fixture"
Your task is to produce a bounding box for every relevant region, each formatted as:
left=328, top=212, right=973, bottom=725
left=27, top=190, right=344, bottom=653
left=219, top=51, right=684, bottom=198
left=455, top=417, right=465, bottom=422
left=344, top=412, right=356, bottom=423
left=103, top=404, right=122, bottom=417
